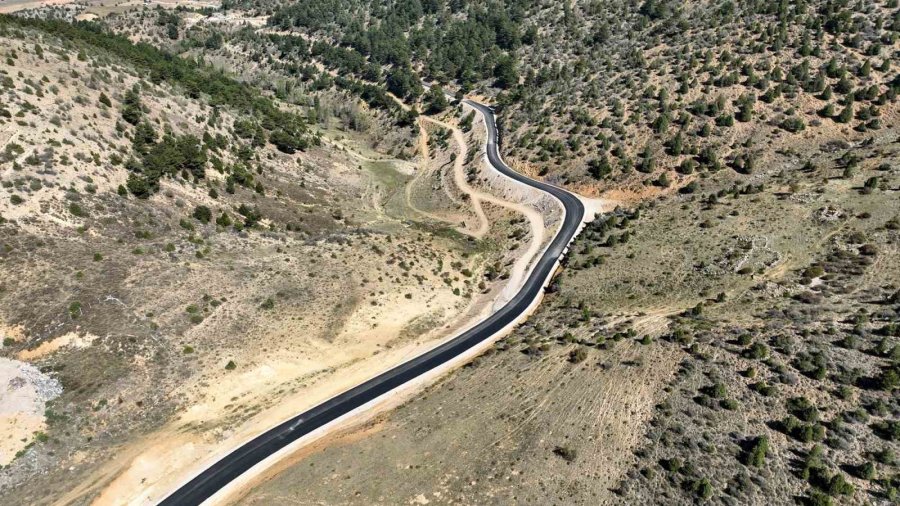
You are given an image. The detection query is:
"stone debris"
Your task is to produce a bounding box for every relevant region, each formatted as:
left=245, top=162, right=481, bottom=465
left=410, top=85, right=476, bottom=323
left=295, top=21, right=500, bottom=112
left=0, top=357, right=63, bottom=415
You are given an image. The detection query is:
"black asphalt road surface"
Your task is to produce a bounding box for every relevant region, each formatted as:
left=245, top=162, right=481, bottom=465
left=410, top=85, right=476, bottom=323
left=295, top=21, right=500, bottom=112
left=158, top=99, right=586, bottom=506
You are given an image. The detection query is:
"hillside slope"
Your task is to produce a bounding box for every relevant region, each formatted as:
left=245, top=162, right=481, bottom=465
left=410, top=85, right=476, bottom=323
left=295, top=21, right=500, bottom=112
left=0, top=15, right=515, bottom=504
left=0, top=2, right=897, bottom=505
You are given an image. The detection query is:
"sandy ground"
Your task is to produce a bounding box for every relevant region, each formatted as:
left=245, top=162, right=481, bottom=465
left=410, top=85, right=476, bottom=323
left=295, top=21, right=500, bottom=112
left=16, top=331, right=98, bottom=361
left=0, top=0, right=221, bottom=18
left=209, top=286, right=554, bottom=506
left=55, top=270, right=492, bottom=505
left=54, top=237, right=491, bottom=505
left=0, top=0, right=72, bottom=13
left=404, top=118, right=472, bottom=228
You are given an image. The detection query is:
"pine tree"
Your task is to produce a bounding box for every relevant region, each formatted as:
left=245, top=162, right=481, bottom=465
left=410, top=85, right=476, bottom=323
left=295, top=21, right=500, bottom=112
left=494, top=55, right=519, bottom=89
left=121, top=86, right=142, bottom=125
left=669, top=131, right=683, bottom=156
left=836, top=103, right=853, bottom=123
left=426, top=85, right=449, bottom=113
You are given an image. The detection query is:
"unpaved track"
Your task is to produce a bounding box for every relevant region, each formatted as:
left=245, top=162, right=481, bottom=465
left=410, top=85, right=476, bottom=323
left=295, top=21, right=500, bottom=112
left=417, top=117, right=492, bottom=238
left=406, top=110, right=545, bottom=250
left=392, top=91, right=543, bottom=247
left=423, top=114, right=544, bottom=243
left=413, top=112, right=547, bottom=305
left=403, top=119, right=466, bottom=226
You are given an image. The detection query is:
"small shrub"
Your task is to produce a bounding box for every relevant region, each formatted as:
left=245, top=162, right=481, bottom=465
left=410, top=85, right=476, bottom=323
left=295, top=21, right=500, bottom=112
left=745, top=342, right=769, bottom=359
left=553, top=445, right=577, bottom=462
left=781, top=415, right=825, bottom=442
left=787, top=397, right=820, bottom=422
left=781, top=117, right=806, bottom=132
left=569, top=347, right=588, bottom=363
left=750, top=381, right=777, bottom=396
left=662, top=457, right=682, bottom=473
left=806, top=490, right=833, bottom=506
left=852, top=461, right=875, bottom=480
left=743, top=435, right=769, bottom=467
left=689, top=477, right=713, bottom=500
left=710, top=382, right=727, bottom=399
left=193, top=205, right=212, bottom=224
left=826, top=473, right=854, bottom=496
left=872, top=420, right=900, bottom=441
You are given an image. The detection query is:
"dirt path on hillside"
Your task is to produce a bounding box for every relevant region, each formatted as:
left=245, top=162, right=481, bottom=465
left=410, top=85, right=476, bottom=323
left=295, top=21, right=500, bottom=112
left=419, top=115, right=549, bottom=307
left=416, top=117, right=487, bottom=238
left=403, top=119, right=471, bottom=226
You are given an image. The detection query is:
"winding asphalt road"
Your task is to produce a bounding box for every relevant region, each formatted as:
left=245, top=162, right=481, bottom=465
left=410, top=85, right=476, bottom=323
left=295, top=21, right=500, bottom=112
left=158, top=99, right=586, bottom=506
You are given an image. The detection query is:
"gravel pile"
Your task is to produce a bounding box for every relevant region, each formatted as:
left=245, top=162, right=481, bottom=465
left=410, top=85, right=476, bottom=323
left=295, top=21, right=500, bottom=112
left=0, top=357, right=63, bottom=413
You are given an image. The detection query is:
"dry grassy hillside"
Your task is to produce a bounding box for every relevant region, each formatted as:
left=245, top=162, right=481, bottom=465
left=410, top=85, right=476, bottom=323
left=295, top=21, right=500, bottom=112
left=94, top=1, right=900, bottom=206
left=239, top=106, right=900, bottom=505
left=0, top=2, right=897, bottom=505
left=0, top=16, right=514, bottom=504
left=222, top=3, right=899, bottom=505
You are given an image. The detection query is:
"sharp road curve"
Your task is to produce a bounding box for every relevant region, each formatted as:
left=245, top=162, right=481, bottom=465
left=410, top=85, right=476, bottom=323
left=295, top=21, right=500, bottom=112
left=158, top=99, right=587, bottom=506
